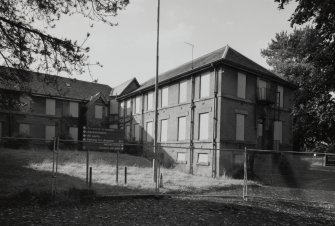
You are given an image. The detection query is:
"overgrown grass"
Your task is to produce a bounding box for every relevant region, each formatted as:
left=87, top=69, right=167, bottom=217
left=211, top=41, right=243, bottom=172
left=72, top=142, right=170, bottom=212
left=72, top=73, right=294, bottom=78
left=0, top=148, right=245, bottom=196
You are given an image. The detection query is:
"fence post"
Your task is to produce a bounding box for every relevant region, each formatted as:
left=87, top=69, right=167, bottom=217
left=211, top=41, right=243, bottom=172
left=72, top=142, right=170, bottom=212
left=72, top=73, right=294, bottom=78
left=243, top=146, right=248, bottom=201
left=89, top=167, right=92, bottom=188
left=86, top=149, right=89, bottom=185
left=116, top=148, right=119, bottom=184
left=54, top=137, right=59, bottom=194
left=51, top=137, right=56, bottom=195
left=124, top=167, right=127, bottom=184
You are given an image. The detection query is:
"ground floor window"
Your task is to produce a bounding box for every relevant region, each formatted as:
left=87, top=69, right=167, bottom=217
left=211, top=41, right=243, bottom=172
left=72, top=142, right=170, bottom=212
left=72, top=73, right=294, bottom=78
left=19, top=123, right=30, bottom=136
left=45, top=125, right=56, bottom=141
left=177, top=152, right=186, bottom=163
left=197, top=153, right=209, bottom=165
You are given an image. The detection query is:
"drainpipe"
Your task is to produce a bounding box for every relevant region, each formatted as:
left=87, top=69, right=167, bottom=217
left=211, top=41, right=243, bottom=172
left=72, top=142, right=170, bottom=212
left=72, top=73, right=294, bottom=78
left=212, top=65, right=218, bottom=178
left=189, top=75, right=195, bottom=174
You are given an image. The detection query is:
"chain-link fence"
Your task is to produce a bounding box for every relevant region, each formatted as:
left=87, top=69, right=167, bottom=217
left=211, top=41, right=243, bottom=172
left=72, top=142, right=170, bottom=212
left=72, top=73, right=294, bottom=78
left=1, top=137, right=334, bottom=204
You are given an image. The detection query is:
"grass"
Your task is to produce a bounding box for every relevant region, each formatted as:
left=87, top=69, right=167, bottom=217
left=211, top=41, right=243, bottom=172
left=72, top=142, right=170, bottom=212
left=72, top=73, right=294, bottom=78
left=0, top=148, right=245, bottom=196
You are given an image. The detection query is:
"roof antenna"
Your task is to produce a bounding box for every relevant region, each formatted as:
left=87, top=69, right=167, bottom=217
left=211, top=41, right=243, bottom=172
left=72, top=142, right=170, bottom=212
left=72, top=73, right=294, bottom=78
left=184, top=42, right=194, bottom=69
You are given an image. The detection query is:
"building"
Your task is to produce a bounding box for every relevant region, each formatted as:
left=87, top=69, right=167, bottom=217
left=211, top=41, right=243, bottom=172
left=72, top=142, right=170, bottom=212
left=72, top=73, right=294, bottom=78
left=117, top=45, right=297, bottom=177
left=0, top=67, right=134, bottom=143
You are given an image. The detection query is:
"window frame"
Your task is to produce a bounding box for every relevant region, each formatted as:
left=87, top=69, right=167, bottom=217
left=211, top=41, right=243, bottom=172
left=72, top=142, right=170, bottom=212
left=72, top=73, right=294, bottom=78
left=160, top=119, right=168, bottom=142
left=45, top=98, right=56, bottom=115
left=200, top=72, right=210, bottom=99
left=95, top=105, right=103, bottom=119
left=199, top=112, right=209, bottom=140
left=179, top=80, right=188, bottom=103
left=177, top=116, right=187, bottom=141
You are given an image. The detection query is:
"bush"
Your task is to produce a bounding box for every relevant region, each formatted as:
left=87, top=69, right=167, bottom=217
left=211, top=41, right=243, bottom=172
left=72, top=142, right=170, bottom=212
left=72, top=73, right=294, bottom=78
left=3, top=134, right=32, bottom=149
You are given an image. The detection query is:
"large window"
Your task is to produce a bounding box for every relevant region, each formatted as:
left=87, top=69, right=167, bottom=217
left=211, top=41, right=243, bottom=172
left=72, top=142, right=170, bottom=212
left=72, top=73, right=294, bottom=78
left=126, top=99, right=131, bottom=116
left=45, top=125, right=56, bottom=141
left=199, top=113, right=209, bottom=140
left=177, top=116, right=186, bottom=141
left=277, top=85, right=284, bottom=108
left=19, top=123, right=30, bottom=135
left=160, top=119, right=168, bottom=142
left=198, top=153, right=209, bottom=164
left=46, top=99, right=55, bottom=115
left=69, top=127, right=78, bottom=141
left=200, top=73, right=210, bottom=98
left=237, top=72, right=246, bottom=99
left=147, top=92, right=154, bottom=110
left=274, top=121, right=283, bottom=144
left=236, top=114, right=245, bottom=141
left=135, top=96, right=141, bottom=114
left=179, top=80, right=187, bottom=103
left=119, top=102, right=124, bottom=116
left=161, top=87, right=169, bottom=107
left=69, top=102, right=79, bottom=117
left=95, top=105, right=103, bottom=119
left=146, top=121, right=153, bottom=142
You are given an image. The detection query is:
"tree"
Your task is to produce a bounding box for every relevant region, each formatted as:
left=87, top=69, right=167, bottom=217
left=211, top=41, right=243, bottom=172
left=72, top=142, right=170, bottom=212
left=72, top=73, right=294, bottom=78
left=262, top=1, right=335, bottom=151
left=0, top=0, right=129, bottom=83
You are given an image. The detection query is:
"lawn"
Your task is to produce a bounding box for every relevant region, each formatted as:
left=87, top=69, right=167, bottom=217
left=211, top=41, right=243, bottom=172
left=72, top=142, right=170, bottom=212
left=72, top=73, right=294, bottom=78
left=0, top=148, right=245, bottom=196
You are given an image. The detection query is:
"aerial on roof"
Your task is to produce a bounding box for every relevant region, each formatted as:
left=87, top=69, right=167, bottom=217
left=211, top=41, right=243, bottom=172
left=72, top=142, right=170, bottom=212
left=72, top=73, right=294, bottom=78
left=0, top=66, right=112, bottom=101
left=124, top=45, right=294, bottom=97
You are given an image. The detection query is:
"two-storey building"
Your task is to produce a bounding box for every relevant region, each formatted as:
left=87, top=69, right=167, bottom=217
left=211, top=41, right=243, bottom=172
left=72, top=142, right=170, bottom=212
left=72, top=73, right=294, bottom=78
left=118, top=45, right=297, bottom=177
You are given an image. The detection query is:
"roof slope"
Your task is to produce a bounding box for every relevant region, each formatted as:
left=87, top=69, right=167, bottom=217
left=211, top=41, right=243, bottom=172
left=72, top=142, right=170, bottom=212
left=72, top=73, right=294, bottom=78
left=111, top=77, right=139, bottom=96
left=0, top=67, right=112, bottom=101
left=127, top=45, right=293, bottom=96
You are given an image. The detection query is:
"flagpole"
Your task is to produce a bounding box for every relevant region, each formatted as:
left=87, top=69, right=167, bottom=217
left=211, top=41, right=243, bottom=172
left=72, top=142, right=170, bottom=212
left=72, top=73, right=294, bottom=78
left=153, top=0, right=160, bottom=192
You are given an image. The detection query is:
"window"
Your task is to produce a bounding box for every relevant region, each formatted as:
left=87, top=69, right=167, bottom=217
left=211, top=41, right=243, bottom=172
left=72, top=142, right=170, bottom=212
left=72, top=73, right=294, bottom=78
left=110, top=100, right=118, bottom=114
left=199, top=113, right=209, bottom=140
left=133, top=124, right=140, bottom=141
left=257, top=122, right=263, bottom=137
left=160, top=119, right=168, bottom=142
left=146, top=121, right=153, bottom=142
left=177, top=116, right=186, bottom=141
left=198, top=153, right=209, bottom=164
left=147, top=92, right=154, bottom=110
left=277, top=85, right=284, bottom=108
left=135, top=96, right=141, bottom=114
left=95, top=105, right=103, bottom=119
left=179, top=80, right=187, bottom=103
left=126, top=99, right=131, bottom=116
left=119, top=102, right=125, bottom=116
left=274, top=121, right=283, bottom=144
left=69, top=127, right=78, bottom=141
left=69, top=102, right=79, bottom=117
left=161, top=87, right=169, bottom=107
left=237, top=72, right=246, bottom=99
left=258, top=79, right=267, bottom=100
left=125, top=125, right=131, bottom=140
left=45, top=125, right=56, bottom=141
left=46, top=99, right=55, bottom=115
left=20, top=95, right=31, bottom=112
left=19, top=123, right=30, bottom=135
left=236, top=114, right=245, bottom=141
left=177, top=152, right=186, bottom=163
left=200, top=73, right=210, bottom=98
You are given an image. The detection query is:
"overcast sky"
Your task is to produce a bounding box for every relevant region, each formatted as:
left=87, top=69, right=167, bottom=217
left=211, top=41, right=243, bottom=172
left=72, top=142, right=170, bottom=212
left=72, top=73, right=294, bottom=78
left=45, top=0, right=297, bottom=87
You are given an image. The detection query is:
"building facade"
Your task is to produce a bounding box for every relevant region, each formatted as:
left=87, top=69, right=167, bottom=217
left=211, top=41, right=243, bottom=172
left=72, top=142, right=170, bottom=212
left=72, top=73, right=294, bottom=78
left=118, top=45, right=297, bottom=177
left=0, top=67, right=132, bottom=143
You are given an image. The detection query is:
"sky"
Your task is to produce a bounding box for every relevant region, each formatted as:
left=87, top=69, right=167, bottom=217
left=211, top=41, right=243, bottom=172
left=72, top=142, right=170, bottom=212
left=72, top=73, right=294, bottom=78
left=43, top=0, right=298, bottom=87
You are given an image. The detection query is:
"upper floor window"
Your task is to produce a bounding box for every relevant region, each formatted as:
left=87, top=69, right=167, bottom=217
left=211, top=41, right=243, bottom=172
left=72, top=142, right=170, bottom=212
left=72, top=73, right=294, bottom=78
left=200, top=72, right=210, bottom=98
left=69, top=102, right=79, bottom=117
left=126, top=99, right=131, bottom=116
left=277, top=85, right=284, bottom=108
left=258, top=79, right=267, bottom=100
left=119, top=102, right=124, bottom=117
left=147, top=92, right=154, bottom=111
left=237, top=72, right=246, bottom=99
left=95, top=105, right=103, bottom=119
left=179, top=80, right=187, bottom=103
left=46, top=99, right=55, bottom=115
left=161, top=86, right=169, bottom=107
left=135, top=96, right=141, bottom=114
left=133, top=124, right=140, bottom=141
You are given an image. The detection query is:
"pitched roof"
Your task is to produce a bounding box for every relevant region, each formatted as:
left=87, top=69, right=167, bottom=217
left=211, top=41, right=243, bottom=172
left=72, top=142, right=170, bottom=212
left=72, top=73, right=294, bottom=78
left=0, top=66, right=112, bottom=101
left=125, top=45, right=294, bottom=97
left=111, top=77, right=139, bottom=96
